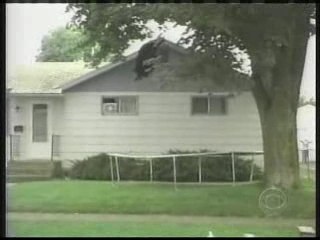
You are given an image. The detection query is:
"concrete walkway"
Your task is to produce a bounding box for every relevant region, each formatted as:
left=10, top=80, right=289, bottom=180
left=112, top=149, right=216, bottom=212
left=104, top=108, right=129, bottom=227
left=6, top=183, right=16, bottom=187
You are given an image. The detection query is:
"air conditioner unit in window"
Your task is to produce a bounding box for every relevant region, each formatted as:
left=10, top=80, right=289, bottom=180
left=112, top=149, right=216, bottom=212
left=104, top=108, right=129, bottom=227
left=102, top=103, right=118, bottom=113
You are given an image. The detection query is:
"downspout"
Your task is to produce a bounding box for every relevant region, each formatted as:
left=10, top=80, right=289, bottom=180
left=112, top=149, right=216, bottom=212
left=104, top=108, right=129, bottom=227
left=6, top=88, right=11, bottom=164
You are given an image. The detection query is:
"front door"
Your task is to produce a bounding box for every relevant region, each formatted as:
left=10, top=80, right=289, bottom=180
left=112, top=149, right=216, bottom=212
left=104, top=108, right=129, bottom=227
left=27, top=102, right=52, bottom=160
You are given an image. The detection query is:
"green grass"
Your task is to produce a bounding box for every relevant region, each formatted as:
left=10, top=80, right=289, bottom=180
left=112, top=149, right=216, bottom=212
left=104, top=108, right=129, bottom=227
left=7, top=179, right=315, bottom=218
left=8, top=217, right=313, bottom=237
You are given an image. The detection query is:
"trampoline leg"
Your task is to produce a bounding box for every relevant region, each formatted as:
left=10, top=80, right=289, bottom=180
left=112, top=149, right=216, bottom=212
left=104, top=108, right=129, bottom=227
left=231, top=152, right=235, bottom=186
left=173, top=156, right=177, bottom=190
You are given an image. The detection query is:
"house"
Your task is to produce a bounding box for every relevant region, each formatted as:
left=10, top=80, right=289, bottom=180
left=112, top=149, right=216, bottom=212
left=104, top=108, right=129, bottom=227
left=297, top=103, right=316, bottom=162
left=7, top=39, right=264, bottom=168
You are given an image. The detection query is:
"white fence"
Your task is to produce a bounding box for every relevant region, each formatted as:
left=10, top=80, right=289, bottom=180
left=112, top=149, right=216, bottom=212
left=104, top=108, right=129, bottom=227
left=298, top=149, right=316, bottom=162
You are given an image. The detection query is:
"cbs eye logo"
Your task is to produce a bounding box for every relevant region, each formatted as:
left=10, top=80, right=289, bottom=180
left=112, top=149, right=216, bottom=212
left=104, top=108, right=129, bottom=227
left=258, top=186, right=288, bottom=216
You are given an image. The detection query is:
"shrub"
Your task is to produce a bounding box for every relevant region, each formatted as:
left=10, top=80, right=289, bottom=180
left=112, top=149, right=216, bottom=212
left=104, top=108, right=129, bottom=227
left=117, top=158, right=149, bottom=181
left=68, top=153, right=111, bottom=180
left=68, top=150, right=262, bottom=182
left=152, top=150, right=262, bottom=182
left=51, top=161, right=64, bottom=178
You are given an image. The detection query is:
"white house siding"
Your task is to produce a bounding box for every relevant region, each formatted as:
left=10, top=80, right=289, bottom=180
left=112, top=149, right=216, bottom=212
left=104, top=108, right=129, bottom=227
left=297, top=104, right=316, bottom=162
left=58, top=91, right=263, bottom=165
left=8, top=95, right=64, bottom=160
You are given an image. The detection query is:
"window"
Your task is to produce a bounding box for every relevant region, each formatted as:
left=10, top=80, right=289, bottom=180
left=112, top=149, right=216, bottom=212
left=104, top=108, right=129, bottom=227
left=191, top=95, right=227, bottom=115
left=209, top=96, right=227, bottom=115
left=102, top=96, right=138, bottom=115
left=33, top=104, right=48, bottom=142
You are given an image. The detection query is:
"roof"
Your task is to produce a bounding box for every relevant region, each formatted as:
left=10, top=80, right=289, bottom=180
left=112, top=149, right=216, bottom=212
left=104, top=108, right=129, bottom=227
left=60, top=39, right=188, bottom=91
left=59, top=52, right=137, bottom=91
left=7, top=38, right=249, bottom=94
left=8, top=39, right=188, bottom=94
left=7, top=62, right=94, bottom=94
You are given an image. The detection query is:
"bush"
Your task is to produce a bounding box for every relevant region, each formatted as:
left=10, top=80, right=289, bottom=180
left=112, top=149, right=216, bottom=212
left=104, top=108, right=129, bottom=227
left=117, top=158, right=149, bottom=181
left=68, top=150, right=263, bottom=182
left=68, top=153, right=111, bottom=180
left=51, top=161, right=64, bottom=179
left=152, top=150, right=262, bottom=182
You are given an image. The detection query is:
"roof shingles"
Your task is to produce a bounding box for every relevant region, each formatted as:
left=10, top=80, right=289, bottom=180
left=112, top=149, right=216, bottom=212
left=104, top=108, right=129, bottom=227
left=8, top=62, right=95, bottom=93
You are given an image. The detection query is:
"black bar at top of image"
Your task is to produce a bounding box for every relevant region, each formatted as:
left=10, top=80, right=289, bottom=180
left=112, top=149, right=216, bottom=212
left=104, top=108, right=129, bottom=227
left=3, top=0, right=316, bottom=3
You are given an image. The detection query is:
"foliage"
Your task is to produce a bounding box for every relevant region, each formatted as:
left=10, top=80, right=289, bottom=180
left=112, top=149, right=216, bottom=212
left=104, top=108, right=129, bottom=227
left=51, top=161, right=64, bottom=179
left=36, top=27, right=96, bottom=62
left=68, top=153, right=110, bottom=180
left=68, top=151, right=262, bottom=182
left=153, top=150, right=262, bottom=182
left=66, top=4, right=315, bottom=72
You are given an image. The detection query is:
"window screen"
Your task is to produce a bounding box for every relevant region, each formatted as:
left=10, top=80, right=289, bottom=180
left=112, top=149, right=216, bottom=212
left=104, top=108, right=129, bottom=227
left=119, top=96, right=138, bottom=114
left=209, top=97, right=226, bottom=115
left=192, top=97, right=208, bottom=114
left=33, top=104, right=48, bottom=142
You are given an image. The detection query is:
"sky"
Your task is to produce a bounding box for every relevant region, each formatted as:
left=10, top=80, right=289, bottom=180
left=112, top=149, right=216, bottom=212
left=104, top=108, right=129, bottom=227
left=6, top=3, right=316, bottom=99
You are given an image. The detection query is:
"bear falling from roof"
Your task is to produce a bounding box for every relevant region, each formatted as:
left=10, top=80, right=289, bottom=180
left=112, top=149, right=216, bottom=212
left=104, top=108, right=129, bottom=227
left=134, top=37, right=169, bottom=80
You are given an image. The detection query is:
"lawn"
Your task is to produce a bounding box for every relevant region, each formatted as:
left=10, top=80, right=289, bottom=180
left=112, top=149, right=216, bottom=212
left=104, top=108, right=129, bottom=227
left=8, top=214, right=314, bottom=237
left=7, top=179, right=315, bottom=218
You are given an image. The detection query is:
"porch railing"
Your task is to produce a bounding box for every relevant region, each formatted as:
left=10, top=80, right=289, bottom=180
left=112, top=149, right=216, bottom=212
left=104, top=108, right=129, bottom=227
left=9, top=134, right=21, bottom=161
left=298, top=148, right=316, bottom=162
left=8, top=134, right=61, bottom=162
left=51, top=134, right=61, bottom=161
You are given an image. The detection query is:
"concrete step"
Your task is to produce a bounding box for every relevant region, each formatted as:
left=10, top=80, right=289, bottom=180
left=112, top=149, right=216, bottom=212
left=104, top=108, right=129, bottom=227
left=8, top=160, right=53, bottom=167
left=6, top=160, right=54, bottom=183
left=6, top=174, right=52, bottom=183
left=7, top=167, right=53, bottom=175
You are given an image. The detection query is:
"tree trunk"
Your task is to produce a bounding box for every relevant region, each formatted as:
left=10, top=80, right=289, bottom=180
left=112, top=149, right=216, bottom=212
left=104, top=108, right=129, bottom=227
left=250, top=28, right=309, bottom=189
left=258, top=93, right=300, bottom=189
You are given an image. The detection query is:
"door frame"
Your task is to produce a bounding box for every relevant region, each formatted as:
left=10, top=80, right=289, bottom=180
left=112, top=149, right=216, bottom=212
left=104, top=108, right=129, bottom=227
left=27, top=100, right=52, bottom=160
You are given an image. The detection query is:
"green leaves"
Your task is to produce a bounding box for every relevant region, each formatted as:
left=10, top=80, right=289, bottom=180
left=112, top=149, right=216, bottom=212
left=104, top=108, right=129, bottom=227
left=36, top=27, right=94, bottom=62
left=65, top=3, right=314, bottom=73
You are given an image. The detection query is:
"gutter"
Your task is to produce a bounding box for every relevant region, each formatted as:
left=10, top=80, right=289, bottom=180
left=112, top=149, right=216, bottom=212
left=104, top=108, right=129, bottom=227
left=9, top=92, right=64, bottom=97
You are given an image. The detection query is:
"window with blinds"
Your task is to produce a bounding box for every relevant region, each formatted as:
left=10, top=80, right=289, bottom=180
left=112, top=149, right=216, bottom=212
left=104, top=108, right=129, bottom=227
left=32, top=104, right=48, bottom=142
left=101, top=96, right=138, bottom=115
